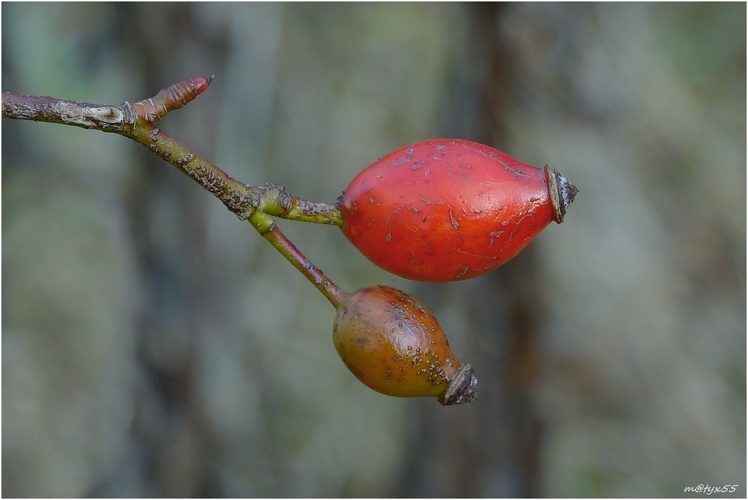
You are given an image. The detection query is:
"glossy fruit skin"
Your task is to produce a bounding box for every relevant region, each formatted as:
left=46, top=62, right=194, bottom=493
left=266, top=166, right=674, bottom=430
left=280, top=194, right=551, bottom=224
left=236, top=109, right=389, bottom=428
left=338, top=139, right=576, bottom=281
left=333, top=285, right=476, bottom=404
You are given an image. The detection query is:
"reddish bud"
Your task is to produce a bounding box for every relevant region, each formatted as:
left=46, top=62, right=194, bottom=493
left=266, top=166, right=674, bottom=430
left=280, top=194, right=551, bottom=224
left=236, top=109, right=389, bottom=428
left=133, top=75, right=214, bottom=123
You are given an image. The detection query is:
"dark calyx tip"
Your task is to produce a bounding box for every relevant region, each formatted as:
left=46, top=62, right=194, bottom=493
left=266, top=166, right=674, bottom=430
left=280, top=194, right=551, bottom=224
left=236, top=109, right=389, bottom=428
left=545, top=165, right=578, bottom=224
left=439, top=364, right=478, bottom=406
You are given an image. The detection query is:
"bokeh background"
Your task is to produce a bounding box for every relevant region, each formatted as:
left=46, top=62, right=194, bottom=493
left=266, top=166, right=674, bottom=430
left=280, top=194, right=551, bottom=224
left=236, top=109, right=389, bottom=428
left=2, top=3, right=745, bottom=497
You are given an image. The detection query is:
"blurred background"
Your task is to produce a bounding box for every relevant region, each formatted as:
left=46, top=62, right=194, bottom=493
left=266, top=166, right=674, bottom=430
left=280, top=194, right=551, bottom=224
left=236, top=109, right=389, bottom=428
left=2, top=3, right=745, bottom=497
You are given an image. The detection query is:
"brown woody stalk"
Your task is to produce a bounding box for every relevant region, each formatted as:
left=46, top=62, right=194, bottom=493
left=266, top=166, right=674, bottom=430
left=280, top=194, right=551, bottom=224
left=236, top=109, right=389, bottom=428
left=2, top=77, right=343, bottom=226
left=2, top=76, right=345, bottom=304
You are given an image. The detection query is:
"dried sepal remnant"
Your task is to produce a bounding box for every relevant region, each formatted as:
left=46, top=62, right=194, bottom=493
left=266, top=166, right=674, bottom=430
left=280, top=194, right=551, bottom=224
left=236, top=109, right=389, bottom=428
left=545, top=165, right=579, bottom=223
left=132, top=75, right=213, bottom=123
left=439, top=364, right=478, bottom=406
left=338, top=138, right=577, bottom=282
left=333, top=285, right=477, bottom=405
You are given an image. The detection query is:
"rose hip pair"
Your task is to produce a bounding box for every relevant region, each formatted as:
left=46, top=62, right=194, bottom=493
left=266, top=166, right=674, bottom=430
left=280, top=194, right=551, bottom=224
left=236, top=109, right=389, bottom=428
left=332, top=139, right=576, bottom=404
left=4, top=79, right=576, bottom=406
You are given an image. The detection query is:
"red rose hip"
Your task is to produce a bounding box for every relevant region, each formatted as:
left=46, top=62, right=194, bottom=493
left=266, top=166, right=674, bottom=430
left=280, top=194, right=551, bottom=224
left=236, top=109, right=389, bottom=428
left=338, top=139, right=577, bottom=281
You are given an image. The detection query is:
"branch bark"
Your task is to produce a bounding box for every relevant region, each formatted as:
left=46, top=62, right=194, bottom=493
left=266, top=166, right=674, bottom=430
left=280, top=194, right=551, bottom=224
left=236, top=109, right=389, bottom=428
left=2, top=77, right=343, bottom=226
left=2, top=76, right=346, bottom=307
left=2, top=91, right=135, bottom=132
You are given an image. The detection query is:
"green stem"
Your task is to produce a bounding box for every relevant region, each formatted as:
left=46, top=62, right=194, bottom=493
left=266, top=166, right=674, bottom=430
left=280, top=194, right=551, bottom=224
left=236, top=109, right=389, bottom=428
left=125, top=121, right=343, bottom=225
left=249, top=211, right=347, bottom=308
